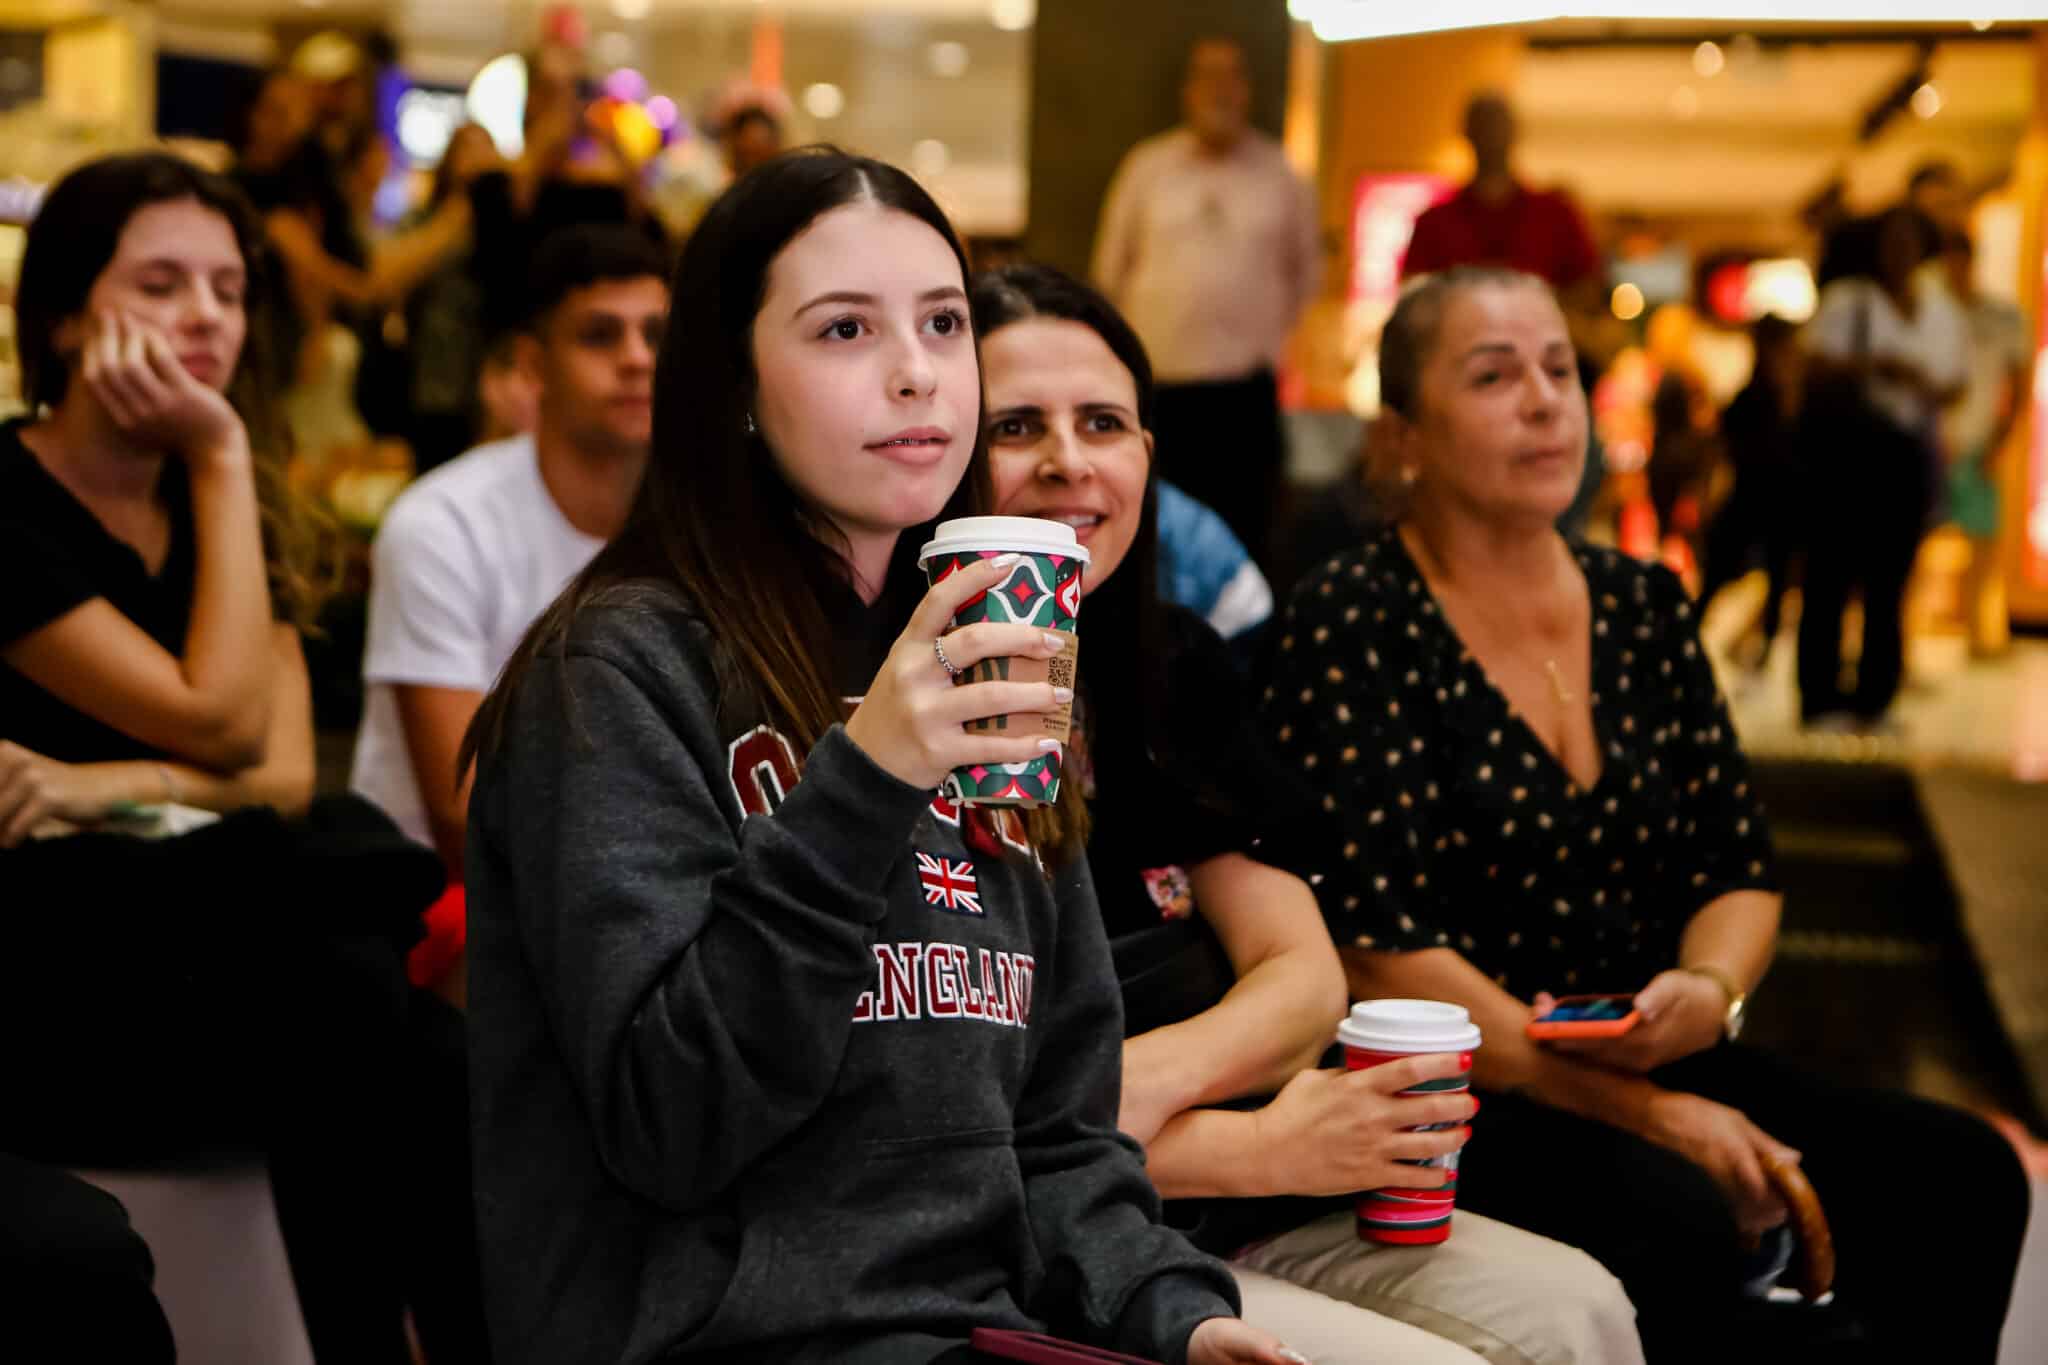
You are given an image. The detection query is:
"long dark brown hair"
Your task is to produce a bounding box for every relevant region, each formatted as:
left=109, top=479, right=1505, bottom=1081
left=464, top=149, right=1086, bottom=861
left=15, top=151, right=337, bottom=628
left=968, top=264, right=1170, bottom=784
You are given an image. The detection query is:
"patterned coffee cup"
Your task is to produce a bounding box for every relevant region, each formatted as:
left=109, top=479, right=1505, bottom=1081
left=919, top=517, right=1089, bottom=808
left=1337, top=999, right=1483, bottom=1245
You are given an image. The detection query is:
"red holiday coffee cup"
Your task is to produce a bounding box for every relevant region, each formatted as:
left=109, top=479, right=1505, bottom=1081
left=1337, top=999, right=1482, bottom=1245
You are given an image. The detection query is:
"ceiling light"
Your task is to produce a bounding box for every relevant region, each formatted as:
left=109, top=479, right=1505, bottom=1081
left=1670, top=85, right=1699, bottom=119
left=1693, top=41, right=1723, bottom=78
left=912, top=139, right=950, bottom=178
left=1972, top=18, right=1995, bottom=30
left=611, top=0, right=653, bottom=19
left=990, top=0, right=1036, bottom=32
left=928, top=41, right=970, bottom=78
left=1291, top=2, right=2042, bottom=43
left=1911, top=82, right=1942, bottom=119
left=803, top=82, right=845, bottom=120
left=1611, top=283, right=1645, bottom=322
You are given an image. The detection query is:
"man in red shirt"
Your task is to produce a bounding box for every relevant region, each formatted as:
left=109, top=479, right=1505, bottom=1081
left=1402, top=91, right=1600, bottom=297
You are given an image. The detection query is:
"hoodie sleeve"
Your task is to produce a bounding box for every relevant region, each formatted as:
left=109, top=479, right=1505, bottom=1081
left=1014, top=854, right=1241, bottom=1365
left=469, top=605, right=934, bottom=1214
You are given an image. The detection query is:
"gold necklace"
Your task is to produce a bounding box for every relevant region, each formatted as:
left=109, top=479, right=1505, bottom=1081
left=1544, top=658, right=1575, bottom=706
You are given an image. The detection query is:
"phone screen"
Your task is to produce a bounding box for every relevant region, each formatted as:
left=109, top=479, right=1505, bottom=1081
left=1544, top=996, right=1633, bottom=1022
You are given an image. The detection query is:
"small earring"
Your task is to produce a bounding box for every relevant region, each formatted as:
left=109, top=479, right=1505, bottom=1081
left=744, top=411, right=757, bottom=436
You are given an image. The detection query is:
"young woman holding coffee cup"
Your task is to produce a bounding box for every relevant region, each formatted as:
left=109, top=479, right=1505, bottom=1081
left=1260, top=266, right=2029, bottom=1361
left=462, top=152, right=1296, bottom=1365
left=973, top=263, right=1643, bottom=1365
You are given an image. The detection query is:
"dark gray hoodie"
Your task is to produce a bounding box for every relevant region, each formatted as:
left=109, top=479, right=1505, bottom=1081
left=466, top=578, right=1239, bottom=1365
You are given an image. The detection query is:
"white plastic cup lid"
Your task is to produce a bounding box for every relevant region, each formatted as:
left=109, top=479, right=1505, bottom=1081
left=919, top=515, right=1091, bottom=567
left=1336, top=999, right=1483, bottom=1054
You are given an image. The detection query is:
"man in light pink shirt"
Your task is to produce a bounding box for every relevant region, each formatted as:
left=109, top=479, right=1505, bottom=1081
left=1093, top=36, right=1320, bottom=575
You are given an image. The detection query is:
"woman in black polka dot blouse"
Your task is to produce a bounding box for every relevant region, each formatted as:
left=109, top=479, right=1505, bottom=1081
left=1261, top=268, right=2027, bottom=1364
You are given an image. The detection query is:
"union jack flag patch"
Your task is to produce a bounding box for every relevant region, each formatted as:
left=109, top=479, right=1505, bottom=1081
left=917, top=852, right=983, bottom=916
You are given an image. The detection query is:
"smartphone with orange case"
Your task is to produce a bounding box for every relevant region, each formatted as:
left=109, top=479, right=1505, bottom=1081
left=1525, top=993, right=1641, bottom=1039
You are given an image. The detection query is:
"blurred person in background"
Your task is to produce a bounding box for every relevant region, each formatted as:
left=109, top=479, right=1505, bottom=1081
left=0, top=151, right=488, bottom=1365
left=1799, top=206, right=1965, bottom=730
left=1817, top=160, right=1968, bottom=290
left=1698, top=315, right=1806, bottom=671
left=721, top=103, right=785, bottom=180
left=350, top=226, right=667, bottom=997
left=468, top=42, right=667, bottom=339
left=231, top=71, right=476, bottom=421
left=1093, top=35, right=1320, bottom=579
left=1940, top=230, right=2029, bottom=659
left=1645, top=357, right=1720, bottom=592
left=1402, top=92, right=1602, bottom=312
left=403, top=123, right=505, bottom=473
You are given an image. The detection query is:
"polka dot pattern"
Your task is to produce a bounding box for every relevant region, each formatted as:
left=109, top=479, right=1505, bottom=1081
left=1258, top=528, right=1779, bottom=997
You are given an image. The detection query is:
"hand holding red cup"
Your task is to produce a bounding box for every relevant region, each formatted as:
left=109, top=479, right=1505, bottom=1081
left=1337, top=999, right=1484, bottom=1244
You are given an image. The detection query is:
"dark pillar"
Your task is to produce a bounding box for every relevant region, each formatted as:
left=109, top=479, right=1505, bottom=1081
left=1023, top=0, right=1291, bottom=280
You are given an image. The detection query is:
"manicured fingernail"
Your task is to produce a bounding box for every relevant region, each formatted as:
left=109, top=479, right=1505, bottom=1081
left=1052, top=686, right=1074, bottom=703
left=1459, top=1053, right=1473, bottom=1071
left=989, top=553, right=1021, bottom=569
left=1279, top=1351, right=1311, bottom=1364
left=1042, top=632, right=1065, bottom=650
left=1037, top=738, right=1062, bottom=753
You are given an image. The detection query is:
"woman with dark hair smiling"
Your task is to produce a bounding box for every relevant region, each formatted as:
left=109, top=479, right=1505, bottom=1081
left=461, top=150, right=1297, bottom=1365
left=1261, top=266, right=2027, bottom=1362
left=973, top=262, right=1643, bottom=1365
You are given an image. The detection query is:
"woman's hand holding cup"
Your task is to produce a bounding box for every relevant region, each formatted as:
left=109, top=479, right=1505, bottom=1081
left=846, top=554, right=1071, bottom=791
left=1251, top=1053, right=1476, bottom=1199
left=81, top=310, right=249, bottom=474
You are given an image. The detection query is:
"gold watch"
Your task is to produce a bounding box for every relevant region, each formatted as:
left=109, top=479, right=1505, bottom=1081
left=1682, top=964, right=1747, bottom=1043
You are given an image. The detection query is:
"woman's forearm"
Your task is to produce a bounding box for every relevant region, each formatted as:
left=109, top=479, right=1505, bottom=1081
left=1677, top=889, right=1780, bottom=995
left=182, top=449, right=275, bottom=767
left=1143, top=1107, right=1275, bottom=1200
left=81, top=625, right=315, bottom=819
left=1123, top=855, right=1348, bottom=1126
left=1124, top=942, right=1342, bottom=1123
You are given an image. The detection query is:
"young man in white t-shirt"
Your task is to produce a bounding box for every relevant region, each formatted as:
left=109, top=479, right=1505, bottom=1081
left=351, top=226, right=669, bottom=883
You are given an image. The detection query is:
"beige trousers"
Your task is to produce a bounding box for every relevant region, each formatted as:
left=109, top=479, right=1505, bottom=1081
left=1233, top=1210, right=1644, bottom=1365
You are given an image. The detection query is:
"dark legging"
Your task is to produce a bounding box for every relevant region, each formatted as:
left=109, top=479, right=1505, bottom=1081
left=1, top=929, right=487, bottom=1364
left=0, top=1153, right=175, bottom=1361
left=1458, top=1044, right=2029, bottom=1364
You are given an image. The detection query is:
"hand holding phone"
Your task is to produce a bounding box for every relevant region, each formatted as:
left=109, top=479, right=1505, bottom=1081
left=1529, top=970, right=1726, bottom=1073
left=1525, top=993, right=1641, bottom=1040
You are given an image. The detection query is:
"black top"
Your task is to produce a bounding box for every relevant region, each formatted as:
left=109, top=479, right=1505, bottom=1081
left=1083, top=606, right=1282, bottom=942
left=0, top=421, right=197, bottom=764
left=1085, top=605, right=1344, bottom=1254
left=1259, top=527, right=1777, bottom=1000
